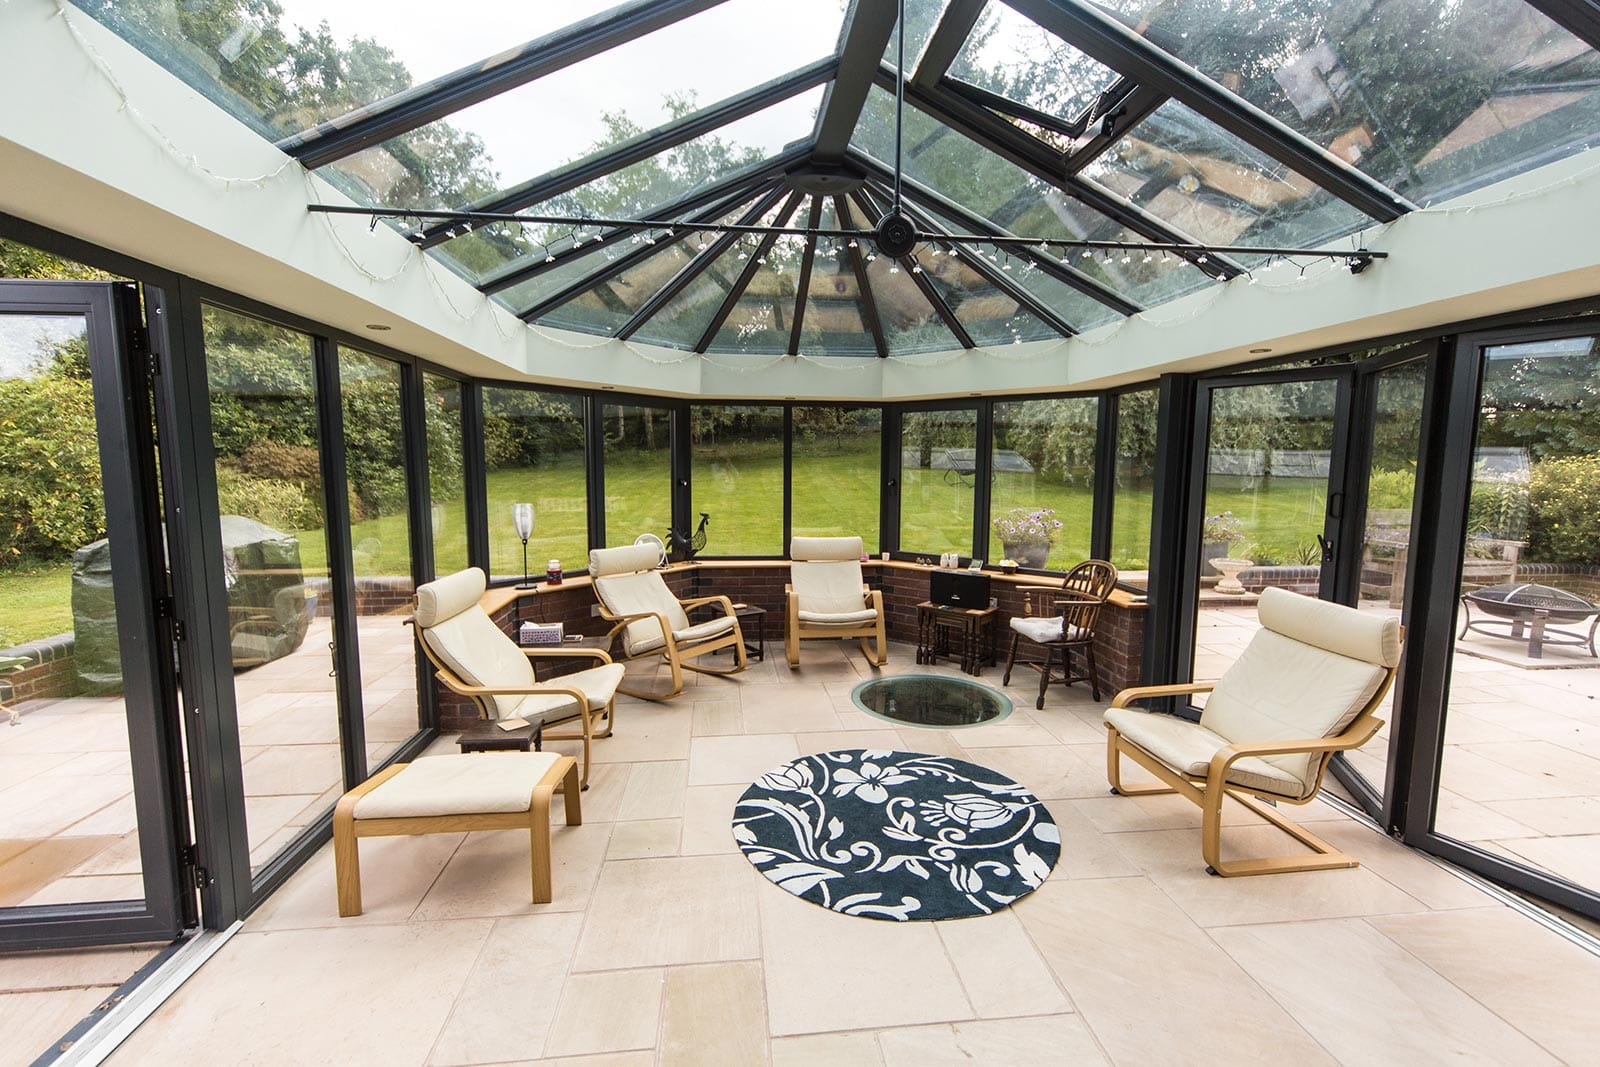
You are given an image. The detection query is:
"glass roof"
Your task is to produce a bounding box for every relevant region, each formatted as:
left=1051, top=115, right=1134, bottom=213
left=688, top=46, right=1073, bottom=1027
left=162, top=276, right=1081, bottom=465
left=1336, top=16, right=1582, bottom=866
left=72, top=0, right=1600, bottom=357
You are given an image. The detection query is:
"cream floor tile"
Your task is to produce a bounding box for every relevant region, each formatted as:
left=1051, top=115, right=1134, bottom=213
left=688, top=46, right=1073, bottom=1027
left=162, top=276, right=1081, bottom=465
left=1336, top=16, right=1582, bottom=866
left=541, top=968, right=663, bottom=1059
left=686, top=735, right=800, bottom=786
left=617, top=760, right=687, bottom=821
left=110, top=921, right=492, bottom=1067
left=246, top=833, right=465, bottom=931
left=1438, top=747, right=1578, bottom=802
left=0, top=986, right=112, bottom=1067
left=935, top=910, right=1070, bottom=1019
left=1213, top=918, right=1556, bottom=1065
left=1107, top=825, right=1427, bottom=927
left=1015, top=877, right=1335, bottom=1065
left=964, top=744, right=1108, bottom=800
left=758, top=887, right=974, bottom=1036
left=791, top=729, right=903, bottom=752
left=1049, top=804, right=1143, bottom=880
left=0, top=942, right=159, bottom=992
left=876, top=1015, right=1108, bottom=1067
left=587, top=710, right=692, bottom=764
left=1491, top=834, right=1600, bottom=892
left=573, top=855, right=760, bottom=970
left=1368, top=907, right=1600, bottom=1066
left=1307, top=819, right=1496, bottom=911
left=412, top=824, right=614, bottom=922
left=679, top=785, right=744, bottom=856
left=568, top=761, right=632, bottom=824
left=1432, top=788, right=1542, bottom=841
left=521, top=1055, right=653, bottom=1067
left=427, top=913, right=583, bottom=1067
left=890, top=728, right=969, bottom=759
left=658, top=961, right=767, bottom=1067
left=1485, top=794, right=1600, bottom=837
left=771, top=1032, right=884, bottom=1067
left=237, top=743, right=344, bottom=797
left=690, top=702, right=742, bottom=737
left=948, top=720, right=1058, bottom=749
left=606, top=819, right=682, bottom=860
left=22, top=872, right=143, bottom=906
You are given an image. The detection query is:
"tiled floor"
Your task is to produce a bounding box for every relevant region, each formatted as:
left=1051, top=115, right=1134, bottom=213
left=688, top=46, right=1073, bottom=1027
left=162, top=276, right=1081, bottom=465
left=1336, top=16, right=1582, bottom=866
left=1197, top=600, right=1600, bottom=893
left=0, top=613, right=419, bottom=908
left=69, top=641, right=1600, bottom=1066
left=0, top=941, right=164, bottom=1067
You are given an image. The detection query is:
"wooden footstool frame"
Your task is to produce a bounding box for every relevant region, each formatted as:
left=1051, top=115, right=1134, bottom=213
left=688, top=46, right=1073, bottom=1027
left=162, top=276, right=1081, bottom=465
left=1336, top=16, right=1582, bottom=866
left=333, top=756, right=582, bottom=917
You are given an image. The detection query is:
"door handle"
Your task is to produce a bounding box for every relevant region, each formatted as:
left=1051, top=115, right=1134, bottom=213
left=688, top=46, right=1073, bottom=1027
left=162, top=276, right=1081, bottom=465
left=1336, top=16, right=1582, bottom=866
left=1316, top=533, right=1334, bottom=559
left=1328, top=491, right=1344, bottom=519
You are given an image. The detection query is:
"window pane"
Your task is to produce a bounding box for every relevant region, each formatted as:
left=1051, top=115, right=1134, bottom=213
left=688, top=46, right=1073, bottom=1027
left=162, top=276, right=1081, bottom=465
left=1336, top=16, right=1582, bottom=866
left=1082, top=101, right=1372, bottom=254
left=200, top=305, right=340, bottom=874
left=900, top=409, right=978, bottom=557
left=1435, top=334, right=1600, bottom=893
left=1101, top=0, right=1600, bottom=204
left=852, top=86, right=1212, bottom=308
left=603, top=403, right=673, bottom=548
left=339, top=348, right=420, bottom=768
left=990, top=398, right=1098, bottom=571
left=1111, top=388, right=1157, bottom=588
left=793, top=408, right=881, bottom=551
left=0, top=310, right=152, bottom=906
left=794, top=198, right=880, bottom=357
left=423, top=373, right=467, bottom=577
left=690, top=405, right=783, bottom=555
left=482, top=387, right=587, bottom=580
left=950, top=2, right=1120, bottom=123
left=837, top=198, right=959, bottom=355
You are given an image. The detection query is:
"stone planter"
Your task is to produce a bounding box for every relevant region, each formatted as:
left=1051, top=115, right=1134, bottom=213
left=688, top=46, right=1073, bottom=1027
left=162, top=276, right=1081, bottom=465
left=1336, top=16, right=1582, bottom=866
left=1210, top=557, right=1255, bottom=595
left=1002, top=541, right=1051, bottom=570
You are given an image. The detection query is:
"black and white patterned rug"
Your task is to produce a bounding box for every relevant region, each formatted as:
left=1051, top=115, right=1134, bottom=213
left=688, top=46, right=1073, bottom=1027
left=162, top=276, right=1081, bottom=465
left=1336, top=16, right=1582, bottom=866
left=733, top=749, right=1060, bottom=921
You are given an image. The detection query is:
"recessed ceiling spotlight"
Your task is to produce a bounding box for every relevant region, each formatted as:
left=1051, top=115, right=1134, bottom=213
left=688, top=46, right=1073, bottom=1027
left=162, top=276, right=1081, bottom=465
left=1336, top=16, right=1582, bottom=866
left=1249, top=347, right=1272, bottom=354
left=365, top=324, right=392, bottom=331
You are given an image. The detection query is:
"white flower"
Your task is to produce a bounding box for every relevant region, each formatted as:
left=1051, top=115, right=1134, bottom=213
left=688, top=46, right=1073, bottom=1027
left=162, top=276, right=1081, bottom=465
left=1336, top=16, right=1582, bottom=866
left=757, top=760, right=814, bottom=793
left=948, top=863, right=985, bottom=895
left=831, top=761, right=915, bottom=803
left=921, top=793, right=1016, bottom=830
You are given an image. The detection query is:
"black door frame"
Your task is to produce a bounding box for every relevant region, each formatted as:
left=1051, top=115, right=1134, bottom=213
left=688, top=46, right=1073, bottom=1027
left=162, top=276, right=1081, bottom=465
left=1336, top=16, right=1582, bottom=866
left=0, top=281, right=192, bottom=949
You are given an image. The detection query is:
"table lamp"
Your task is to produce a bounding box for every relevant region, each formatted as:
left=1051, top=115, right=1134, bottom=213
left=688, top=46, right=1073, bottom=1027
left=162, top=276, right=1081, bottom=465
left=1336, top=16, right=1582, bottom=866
left=512, top=503, right=535, bottom=589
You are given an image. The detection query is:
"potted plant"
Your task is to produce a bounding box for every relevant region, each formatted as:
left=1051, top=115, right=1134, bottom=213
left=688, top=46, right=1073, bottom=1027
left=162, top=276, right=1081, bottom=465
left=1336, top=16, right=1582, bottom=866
left=1201, top=511, right=1244, bottom=573
left=992, top=507, right=1063, bottom=570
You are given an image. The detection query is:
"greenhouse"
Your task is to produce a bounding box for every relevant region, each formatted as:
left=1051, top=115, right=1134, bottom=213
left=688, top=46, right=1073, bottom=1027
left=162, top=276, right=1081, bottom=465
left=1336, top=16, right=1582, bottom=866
left=2, top=0, right=1600, bottom=1063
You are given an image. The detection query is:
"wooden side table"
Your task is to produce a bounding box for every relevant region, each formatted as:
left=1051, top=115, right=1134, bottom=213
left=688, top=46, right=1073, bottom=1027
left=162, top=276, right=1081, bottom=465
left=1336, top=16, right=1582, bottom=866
left=916, top=601, right=999, bottom=676
left=458, top=718, right=543, bottom=753
left=732, top=604, right=766, bottom=662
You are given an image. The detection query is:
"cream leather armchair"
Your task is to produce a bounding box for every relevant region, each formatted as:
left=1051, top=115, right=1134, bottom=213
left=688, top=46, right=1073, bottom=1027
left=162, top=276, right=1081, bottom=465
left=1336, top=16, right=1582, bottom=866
left=785, top=536, right=887, bottom=669
left=1105, top=587, right=1401, bottom=877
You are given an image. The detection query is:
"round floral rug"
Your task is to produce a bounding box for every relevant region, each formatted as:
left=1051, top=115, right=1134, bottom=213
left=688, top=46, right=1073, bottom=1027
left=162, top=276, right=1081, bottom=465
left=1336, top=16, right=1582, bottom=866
left=732, top=749, right=1060, bottom=921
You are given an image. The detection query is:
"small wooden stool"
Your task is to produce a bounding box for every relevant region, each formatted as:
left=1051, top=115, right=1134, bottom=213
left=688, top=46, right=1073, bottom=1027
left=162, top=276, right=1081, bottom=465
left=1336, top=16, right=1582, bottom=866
left=333, top=752, right=581, bottom=916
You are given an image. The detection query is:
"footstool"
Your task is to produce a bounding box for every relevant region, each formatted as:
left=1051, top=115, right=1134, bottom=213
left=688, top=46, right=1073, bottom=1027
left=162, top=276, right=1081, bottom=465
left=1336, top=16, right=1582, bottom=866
left=333, top=752, right=582, bottom=917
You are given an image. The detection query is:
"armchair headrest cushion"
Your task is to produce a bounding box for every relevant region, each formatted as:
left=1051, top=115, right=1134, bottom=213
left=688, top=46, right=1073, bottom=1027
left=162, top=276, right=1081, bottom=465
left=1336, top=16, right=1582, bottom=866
left=415, top=567, right=487, bottom=629
left=790, top=536, right=863, bottom=562
left=1257, top=587, right=1400, bottom=668
left=589, top=543, right=663, bottom=577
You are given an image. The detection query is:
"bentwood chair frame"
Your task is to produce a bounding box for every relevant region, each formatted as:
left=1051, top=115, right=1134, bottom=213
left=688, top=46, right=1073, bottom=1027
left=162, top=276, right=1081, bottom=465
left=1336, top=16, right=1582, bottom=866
left=1003, top=559, right=1119, bottom=706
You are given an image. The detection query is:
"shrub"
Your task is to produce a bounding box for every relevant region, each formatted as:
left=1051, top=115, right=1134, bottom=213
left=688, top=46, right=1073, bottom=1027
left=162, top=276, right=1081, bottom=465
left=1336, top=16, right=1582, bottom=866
left=216, top=467, right=320, bottom=534
left=1365, top=467, right=1416, bottom=511
left=0, top=374, right=103, bottom=564
left=236, top=441, right=321, bottom=485
left=1467, top=478, right=1530, bottom=541
left=1528, top=455, right=1600, bottom=565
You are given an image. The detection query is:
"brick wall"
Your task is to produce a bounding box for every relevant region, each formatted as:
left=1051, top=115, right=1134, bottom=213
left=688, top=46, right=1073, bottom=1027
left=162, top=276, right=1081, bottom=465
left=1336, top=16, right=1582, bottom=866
left=0, top=633, right=82, bottom=708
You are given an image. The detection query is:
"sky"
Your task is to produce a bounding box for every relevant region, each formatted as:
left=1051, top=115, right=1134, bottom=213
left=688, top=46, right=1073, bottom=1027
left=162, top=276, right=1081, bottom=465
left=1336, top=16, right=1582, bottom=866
left=272, top=0, right=848, bottom=184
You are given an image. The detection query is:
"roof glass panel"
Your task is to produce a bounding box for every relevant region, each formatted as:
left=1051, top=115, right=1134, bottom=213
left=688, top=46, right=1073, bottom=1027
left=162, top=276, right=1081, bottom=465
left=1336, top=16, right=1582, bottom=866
left=494, top=192, right=768, bottom=316
left=74, top=0, right=624, bottom=139
left=852, top=87, right=1211, bottom=306
left=1100, top=0, right=1600, bottom=204
left=622, top=198, right=794, bottom=349
left=704, top=196, right=817, bottom=354
left=375, top=88, right=822, bottom=280
left=885, top=0, right=953, bottom=73
left=535, top=238, right=703, bottom=337
left=794, top=199, right=879, bottom=356
left=948, top=2, right=1120, bottom=123
left=838, top=199, right=959, bottom=355
left=1081, top=101, right=1373, bottom=256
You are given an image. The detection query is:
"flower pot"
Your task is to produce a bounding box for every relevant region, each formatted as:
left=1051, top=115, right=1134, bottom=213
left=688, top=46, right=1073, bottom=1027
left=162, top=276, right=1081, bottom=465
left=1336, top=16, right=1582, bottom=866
left=1209, top=557, right=1254, bottom=595
left=1003, top=541, right=1051, bottom=570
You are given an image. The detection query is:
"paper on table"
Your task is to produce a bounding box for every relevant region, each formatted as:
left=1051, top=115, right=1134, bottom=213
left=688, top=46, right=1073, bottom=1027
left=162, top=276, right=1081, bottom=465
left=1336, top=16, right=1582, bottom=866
left=496, top=717, right=532, bottom=731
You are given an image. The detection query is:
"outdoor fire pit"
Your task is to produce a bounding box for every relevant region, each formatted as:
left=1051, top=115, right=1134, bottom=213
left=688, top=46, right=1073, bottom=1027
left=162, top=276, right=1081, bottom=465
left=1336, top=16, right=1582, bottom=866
left=1459, top=583, right=1600, bottom=660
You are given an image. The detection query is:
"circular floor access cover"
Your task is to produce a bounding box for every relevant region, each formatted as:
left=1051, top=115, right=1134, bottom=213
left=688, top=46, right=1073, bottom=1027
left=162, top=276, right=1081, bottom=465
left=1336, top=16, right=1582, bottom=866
left=851, top=674, right=1012, bottom=728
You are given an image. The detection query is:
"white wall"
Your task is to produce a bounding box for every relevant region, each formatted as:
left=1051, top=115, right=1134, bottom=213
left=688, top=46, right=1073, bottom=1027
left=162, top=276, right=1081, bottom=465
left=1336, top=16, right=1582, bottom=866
left=2, top=0, right=1598, bottom=400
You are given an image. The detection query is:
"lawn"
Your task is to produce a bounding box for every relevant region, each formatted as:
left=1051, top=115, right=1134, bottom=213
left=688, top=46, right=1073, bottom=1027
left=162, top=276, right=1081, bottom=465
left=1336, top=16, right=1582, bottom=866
left=0, top=450, right=1329, bottom=647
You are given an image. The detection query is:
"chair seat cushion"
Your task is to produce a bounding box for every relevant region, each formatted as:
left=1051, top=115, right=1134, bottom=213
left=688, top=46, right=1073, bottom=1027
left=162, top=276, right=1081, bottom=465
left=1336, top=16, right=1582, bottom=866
left=507, top=663, right=626, bottom=723
left=798, top=608, right=879, bottom=625
left=1008, top=617, right=1086, bottom=643
left=671, top=615, right=737, bottom=645
left=353, top=753, right=566, bottom=820
left=1103, top=706, right=1308, bottom=798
